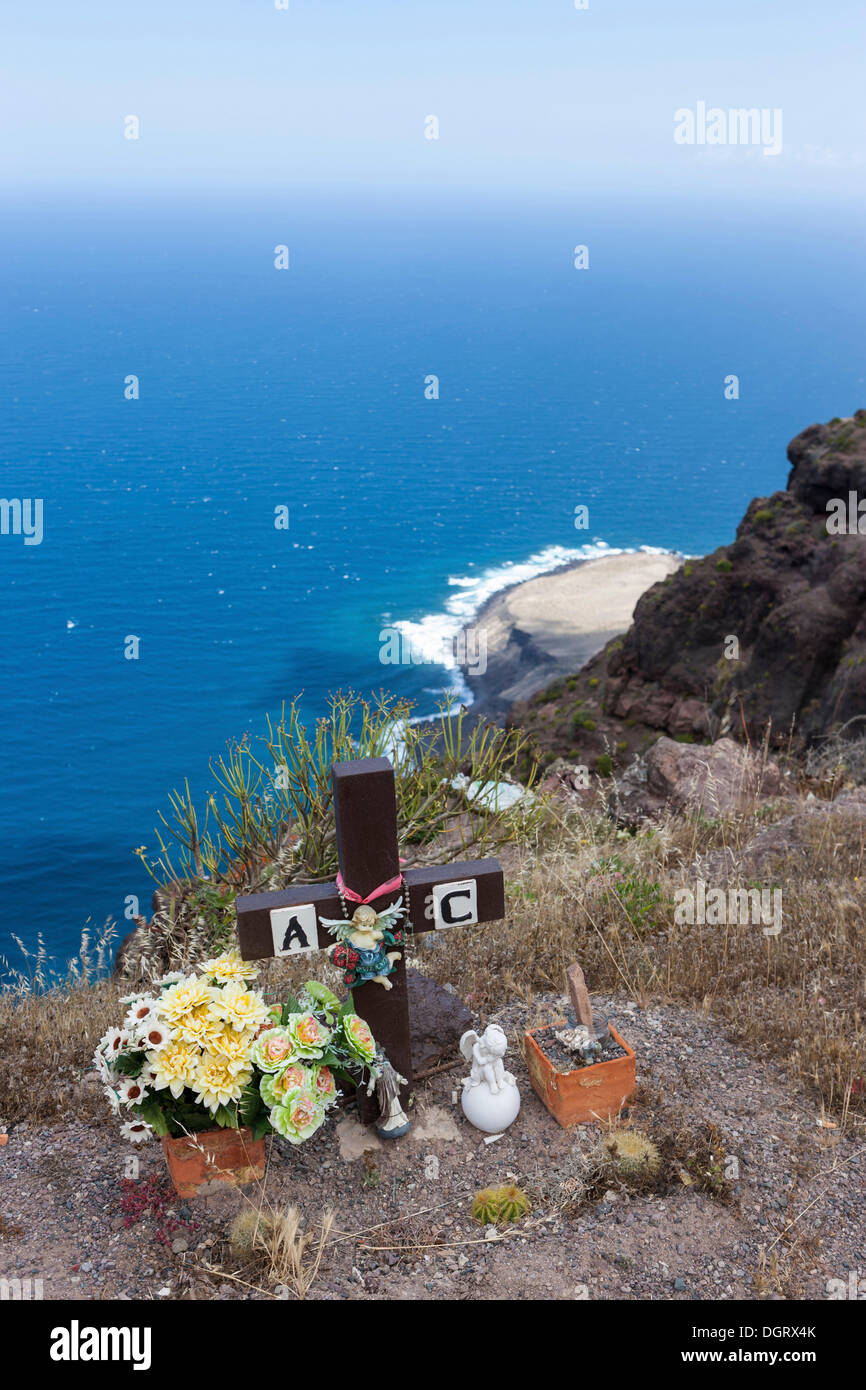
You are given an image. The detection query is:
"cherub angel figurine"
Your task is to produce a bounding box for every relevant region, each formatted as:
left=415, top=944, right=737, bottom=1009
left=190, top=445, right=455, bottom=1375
left=459, top=1025, right=521, bottom=1133
left=320, top=898, right=406, bottom=990
left=460, top=1024, right=515, bottom=1094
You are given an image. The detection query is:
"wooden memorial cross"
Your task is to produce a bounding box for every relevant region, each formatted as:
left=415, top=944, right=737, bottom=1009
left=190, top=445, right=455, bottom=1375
left=235, top=756, right=505, bottom=1122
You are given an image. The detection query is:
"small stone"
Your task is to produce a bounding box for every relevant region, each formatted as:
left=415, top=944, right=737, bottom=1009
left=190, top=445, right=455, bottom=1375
left=171, top=1238, right=188, bottom=1254
left=674, top=1277, right=687, bottom=1291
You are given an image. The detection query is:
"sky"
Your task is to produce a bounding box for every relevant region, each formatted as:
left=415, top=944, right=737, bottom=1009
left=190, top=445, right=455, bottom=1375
left=1, top=0, right=864, bottom=199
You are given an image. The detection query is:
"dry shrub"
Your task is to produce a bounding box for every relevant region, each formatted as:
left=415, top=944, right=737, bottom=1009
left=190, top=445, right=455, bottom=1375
left=225, top=1197, right=334, bottom=1299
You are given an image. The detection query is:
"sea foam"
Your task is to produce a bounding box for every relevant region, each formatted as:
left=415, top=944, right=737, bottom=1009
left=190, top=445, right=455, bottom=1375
left=392, top=541, right=677, bottom=715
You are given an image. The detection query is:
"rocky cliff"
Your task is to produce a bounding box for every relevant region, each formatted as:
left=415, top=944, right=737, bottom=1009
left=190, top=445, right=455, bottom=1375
left=509, top=412, right=866, bottom=773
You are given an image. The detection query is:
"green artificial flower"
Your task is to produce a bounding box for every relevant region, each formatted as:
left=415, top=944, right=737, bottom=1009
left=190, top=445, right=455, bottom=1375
left=269, top=1090, right=326, bottom=1145
left=251, top=1026, right=296, bottom=1073
left=259, top=1062, right=310, bottom=1108
left=340, top=1013, right=376, bottom=1066
left=284, top=1012, right=332, bottom=1061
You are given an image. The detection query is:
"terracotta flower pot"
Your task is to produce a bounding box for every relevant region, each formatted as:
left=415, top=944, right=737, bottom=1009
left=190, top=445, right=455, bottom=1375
left=161, top=1126, right=266, bottom=1198
left=524, top=1022, right=635, bottom=1128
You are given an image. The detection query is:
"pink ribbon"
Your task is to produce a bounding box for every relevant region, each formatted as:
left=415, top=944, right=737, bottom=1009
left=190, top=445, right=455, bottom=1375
left=336, top=871, right=403, bottom=905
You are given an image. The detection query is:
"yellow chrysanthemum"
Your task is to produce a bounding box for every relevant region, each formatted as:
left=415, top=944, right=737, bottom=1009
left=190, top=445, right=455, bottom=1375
left=208, top=1027, right=256, bottom=1074
left=211, top=982, right=270, bottom=1034
left=192, top=1052, right=253, bottom=1112
left=148, top=1041, right=201, bottom=1100
left=176, top=1003, right=225, bottom=1047
left=199, top=950, right=259, bottom=984
left=157, top=976, right=217, bottom=1023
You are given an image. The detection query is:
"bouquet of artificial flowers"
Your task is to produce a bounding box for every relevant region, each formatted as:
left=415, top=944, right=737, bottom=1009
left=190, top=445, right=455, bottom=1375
left=94, top=951, right=382, bottom=1146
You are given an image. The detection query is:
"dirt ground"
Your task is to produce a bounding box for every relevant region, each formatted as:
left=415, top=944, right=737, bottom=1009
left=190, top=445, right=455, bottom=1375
left=1, top=994, right=863, bottom=1302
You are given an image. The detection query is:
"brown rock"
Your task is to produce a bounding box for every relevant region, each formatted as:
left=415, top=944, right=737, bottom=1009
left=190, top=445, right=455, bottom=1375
left=668, top=698, right=712, bottom=737
left=406, top=967, right=474, bottom=1074
left=509, top=412, right=866, bottom=760
left=615, top=736, right=781, bottom=825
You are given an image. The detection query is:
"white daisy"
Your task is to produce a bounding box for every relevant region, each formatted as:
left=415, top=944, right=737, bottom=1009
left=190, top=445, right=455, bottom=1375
left=118, top=1076, right=149, bottom=1107
left=98, top=1026, right=125, bottom=1059
left=139, top=1019, right=172, bottom=1052
left=120, top=1119, right=153, bottom=1144
left=123, top=996, right=160, bottom=1032
left=103, top=1085, right=121, bottom=1115
left=93, top=1048, right=111, bottom=1082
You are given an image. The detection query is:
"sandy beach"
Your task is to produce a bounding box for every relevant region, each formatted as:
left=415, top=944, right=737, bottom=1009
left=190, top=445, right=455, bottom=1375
left=458, top=550, right=682, bottom=713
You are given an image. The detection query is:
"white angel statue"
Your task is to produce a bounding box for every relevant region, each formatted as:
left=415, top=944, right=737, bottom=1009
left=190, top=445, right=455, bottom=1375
left=458, top=1025, right=521, bottom=1134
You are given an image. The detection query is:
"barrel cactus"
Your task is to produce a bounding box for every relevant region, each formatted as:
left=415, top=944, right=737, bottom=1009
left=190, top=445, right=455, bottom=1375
left=471, top=1183, right=530, bottom=1225
left=496, top=1183, right=530, bottom=1223
left=602, top=1130, right=660, bottom=1180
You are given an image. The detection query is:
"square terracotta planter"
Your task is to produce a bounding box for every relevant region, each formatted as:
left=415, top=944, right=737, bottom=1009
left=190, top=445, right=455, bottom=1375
left=524, top=1022, right=635, bottom=1128
left=161, top=1126, right=266, bottom=1198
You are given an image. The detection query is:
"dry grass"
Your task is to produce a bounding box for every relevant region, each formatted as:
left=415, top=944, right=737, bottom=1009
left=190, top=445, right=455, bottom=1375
left=416, top=794, right=866, bottom=1118
left=219, top=1192, right=336, bottom=1299
left=0, top=926, right=123, bottom=1127
left=4, top=780, right=865, bottom=1130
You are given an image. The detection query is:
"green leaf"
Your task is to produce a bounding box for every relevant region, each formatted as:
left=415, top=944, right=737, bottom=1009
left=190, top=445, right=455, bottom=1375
left=239, top=1080, right=264, bottom=1125
left=280, top=994, right=300, bottom=1025
left=213, top=1104, right=239, bottom=1129
left=304, top=980, right=341, bottom=1011
left=136, top=1100, right=170, bottom=1138
left=114, top=1049, right=147, bottom=1078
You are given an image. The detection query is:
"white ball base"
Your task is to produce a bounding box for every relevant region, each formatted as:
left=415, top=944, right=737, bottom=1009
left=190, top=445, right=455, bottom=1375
left=460, top=1081, right=521, bottom=1135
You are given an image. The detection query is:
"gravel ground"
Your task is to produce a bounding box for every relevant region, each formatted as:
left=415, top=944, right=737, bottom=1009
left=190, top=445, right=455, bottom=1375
left=1, top=995, right=863, bottom=1301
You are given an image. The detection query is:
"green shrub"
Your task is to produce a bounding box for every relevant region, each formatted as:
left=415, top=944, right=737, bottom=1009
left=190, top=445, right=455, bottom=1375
left=132, top=692, right=544, bottom=971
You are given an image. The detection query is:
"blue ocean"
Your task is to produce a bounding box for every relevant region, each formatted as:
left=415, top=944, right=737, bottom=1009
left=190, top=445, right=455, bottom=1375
left=2, top=186, right=863, bottom=969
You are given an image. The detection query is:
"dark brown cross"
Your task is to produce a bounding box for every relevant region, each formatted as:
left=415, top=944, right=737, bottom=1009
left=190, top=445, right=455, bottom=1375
left=235, top=756, right=505, bottom=1122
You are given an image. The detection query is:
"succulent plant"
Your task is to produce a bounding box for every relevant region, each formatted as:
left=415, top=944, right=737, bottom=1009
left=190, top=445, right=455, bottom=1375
left=496, top=1183, right=530, bottom=1223
left=471, top=1183, right=530, bottom=1225
left=602, top=1130, right=661, bottom=1180
left=229, top=1205, right=274, bottom=1258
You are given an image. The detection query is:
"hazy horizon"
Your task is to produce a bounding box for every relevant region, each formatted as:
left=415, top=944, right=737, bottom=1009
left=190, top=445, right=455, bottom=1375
left=2, top=0, right=864, bottom=199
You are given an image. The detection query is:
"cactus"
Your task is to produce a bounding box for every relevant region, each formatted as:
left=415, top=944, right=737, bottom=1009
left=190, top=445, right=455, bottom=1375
left=229, top=1206, right=274, bottom=1258
left=471, top=1184, right=530, bottom=1225
left=602, top=1130, right=660, bottom=1181
left=496, top=1183, right=530, bottom=1224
